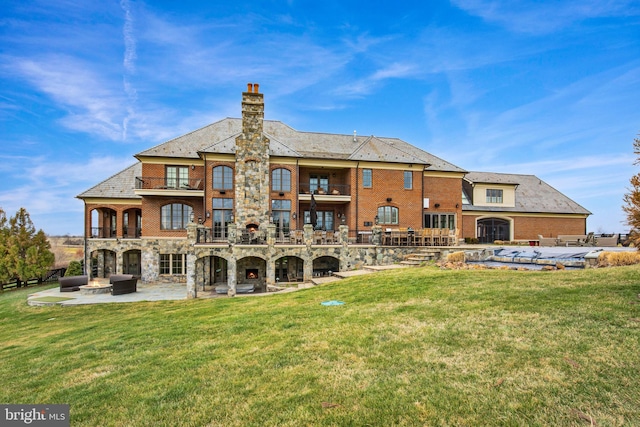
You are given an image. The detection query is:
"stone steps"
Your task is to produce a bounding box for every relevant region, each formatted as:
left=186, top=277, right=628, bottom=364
left=400, top=250, right=441, bottom=266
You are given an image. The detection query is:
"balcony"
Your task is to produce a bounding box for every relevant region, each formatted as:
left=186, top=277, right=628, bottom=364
left=134, top=177, right=204, bottom=197
left=298, top=183, right=351, bottom=203
left=91, top=227, right=116, bottom=238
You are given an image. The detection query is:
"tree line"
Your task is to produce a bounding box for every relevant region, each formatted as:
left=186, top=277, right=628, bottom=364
left=0, top=207, right=55, bottom=288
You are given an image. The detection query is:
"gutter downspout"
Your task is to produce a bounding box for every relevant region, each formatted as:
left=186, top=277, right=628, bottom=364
left=355, top=161, right=359, bottom=239
left=296, top=159, right=299, bottom=230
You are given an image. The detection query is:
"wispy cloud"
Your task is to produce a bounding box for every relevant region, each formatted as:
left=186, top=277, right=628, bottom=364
left=451, top=0, right=640, bottom=34
left=121, top=0, right=138, bottom=141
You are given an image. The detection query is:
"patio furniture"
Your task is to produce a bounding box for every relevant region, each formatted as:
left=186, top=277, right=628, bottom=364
left=431, top=229, right=444, bottom=246
left=111, top=278, right=137, bottom=295
left=416, top=228, right=431, bottom=246
left=595, top=234, right=619, bottom=247
left=538, top=235, right=558, bottom=246
left=59, top=275, right=88, bottom=292
left=557, top=234, right=589, bottom=246
left=109, top=274, right=134, bottom=284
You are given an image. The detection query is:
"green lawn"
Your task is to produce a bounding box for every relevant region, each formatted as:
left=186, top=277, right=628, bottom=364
left=1, top=265, right=639, bottom=426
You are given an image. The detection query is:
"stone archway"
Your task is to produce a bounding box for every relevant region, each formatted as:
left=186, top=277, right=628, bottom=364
left=313, top=256, right=339, bottom=277
left=122, top=249, right=141, bottom=276
left=236, top=256, right=267, bottom=292
left=274, top=256, right=304, bottom=283
left=91, top=249, right=116, bottom=278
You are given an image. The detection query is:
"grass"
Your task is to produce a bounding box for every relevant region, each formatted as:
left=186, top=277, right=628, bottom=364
left=1, top=265, right=639, bottom=426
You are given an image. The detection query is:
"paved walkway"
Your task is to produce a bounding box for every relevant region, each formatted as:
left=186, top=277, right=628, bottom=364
left=28, top=282, right=189, bottom=306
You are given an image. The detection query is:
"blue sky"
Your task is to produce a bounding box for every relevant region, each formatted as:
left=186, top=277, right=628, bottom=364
left=1, top=0, right=639, bottom=236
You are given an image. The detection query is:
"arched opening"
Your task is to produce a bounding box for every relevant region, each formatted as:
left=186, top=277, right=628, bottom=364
left=477, top=218, right=511, bottom=244
left=237, top=256, right=266, bottom=291
left=90, top=249, right=116, bottom=278
left=274, top=256, right=304, bottom=283
left=123, top=249, right=141, bottom=276
left=123, top=208, right=142, bottom=238
left=313, top=256, right=339, bottom=277
left=91, top=208, right=116, bottom=238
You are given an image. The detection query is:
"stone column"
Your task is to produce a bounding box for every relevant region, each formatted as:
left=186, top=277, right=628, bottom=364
left=186, top=253, right=197, bottom=299
left=227, top=256, right=237, bottom=296
left=227, top=223, right=237, bottom=245
left=115, top=248, right=123, bottom=275
left=267, top=223, right=276, bottom=246
left=372, top=225, right=382, bottom=246
left=303, top=224, right=314, bottom=247
left=97, top=251, right=105, bottom=278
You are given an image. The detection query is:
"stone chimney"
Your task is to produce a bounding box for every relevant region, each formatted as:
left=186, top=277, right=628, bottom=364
left=235, top=83, right=270, bottom=230
left=242, top=83, right=264, bottom=138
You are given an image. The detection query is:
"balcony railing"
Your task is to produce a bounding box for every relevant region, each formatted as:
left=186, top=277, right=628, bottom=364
left=135, top=176, right=203, bottom=191
left=122, top=226, right=142, bottom=238
left=91, top=227, right=116, bottom=238
left=298, top=183, right=350, bottom=196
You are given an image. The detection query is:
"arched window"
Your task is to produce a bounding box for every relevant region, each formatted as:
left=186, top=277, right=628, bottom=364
left=213, top=166, right=233, bottom=190
left=272, top=168, right=291, bottom=192
left=377, top=206, right=399, bottom=225
left=161, top=203, right=193, bottom=230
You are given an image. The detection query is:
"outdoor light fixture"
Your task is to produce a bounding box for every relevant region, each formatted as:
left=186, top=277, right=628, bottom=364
left=205, top=210, right=211, bottom=218
left=374, top=215, right=379, bottom=225
left=189, top=212, right=195, bottom=223
left=292, top=212, right=297, bottom=220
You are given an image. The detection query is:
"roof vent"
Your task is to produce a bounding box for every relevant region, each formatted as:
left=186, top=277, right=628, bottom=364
left=353, top=130, right=357, bottom=142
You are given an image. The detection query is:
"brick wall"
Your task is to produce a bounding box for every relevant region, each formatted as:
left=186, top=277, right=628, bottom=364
left=461, top=213, right=587, bottom=241
left=423, top=175, right=463, bottom=229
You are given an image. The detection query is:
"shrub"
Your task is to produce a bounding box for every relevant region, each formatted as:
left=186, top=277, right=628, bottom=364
left=65, top=260, right=84, bottom=276
left=597, top=251, right=640, bottom=267
left=447, top=251, right=466, bottom=263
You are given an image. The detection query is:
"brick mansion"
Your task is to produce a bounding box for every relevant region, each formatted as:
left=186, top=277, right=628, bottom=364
left=78, top=84, right=590, bottom=296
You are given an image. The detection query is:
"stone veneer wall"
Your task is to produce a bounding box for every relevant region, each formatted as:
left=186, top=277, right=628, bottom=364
left=234, top=88, right=271, bottom=232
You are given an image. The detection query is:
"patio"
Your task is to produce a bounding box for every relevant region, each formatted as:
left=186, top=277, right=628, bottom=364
left=27, top=282, right=189, bottom=306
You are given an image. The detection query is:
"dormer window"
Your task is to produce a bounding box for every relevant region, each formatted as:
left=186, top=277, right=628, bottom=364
left=486, top=189, right=503, bottom=203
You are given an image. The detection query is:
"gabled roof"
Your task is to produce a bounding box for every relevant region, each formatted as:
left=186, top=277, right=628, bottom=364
left=463, top=172, right=591, bottom=215
left=77, top=163, right=141, bottom=199
left=137, top=118, right=466, bottom=172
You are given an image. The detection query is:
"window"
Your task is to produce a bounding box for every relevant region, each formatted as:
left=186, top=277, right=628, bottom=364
left=486, top=189, right=503, bottom=203
left=404, top=171, right=413, bottom=189
left=424, top=213, right=455, bottom=229
left=377, top=206, right=399, bottom=225
left=159, top=254, right=186, bottom=275
left=161, top=203, right=193, bottom=230
left=272, top=200, right=291, bottom=235
left=212, top=198, right=234, bottom=239
left=310, top=174, right=328, bottom=194
left=166, top=166, right=188, bottom=188
left=304, top=210, right=334, bottom=230
left=213, top=166, right=233, bottom=190
left=272, top=168, right=291, bottom=192
left=363, top=169, right=372, bottom=188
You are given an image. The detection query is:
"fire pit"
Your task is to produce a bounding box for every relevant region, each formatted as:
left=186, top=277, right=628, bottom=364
left=79, top=280, right=112, bottom=295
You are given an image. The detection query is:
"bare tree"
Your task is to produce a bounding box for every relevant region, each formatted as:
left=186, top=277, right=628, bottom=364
left=623, top=135, right=640, bottom=248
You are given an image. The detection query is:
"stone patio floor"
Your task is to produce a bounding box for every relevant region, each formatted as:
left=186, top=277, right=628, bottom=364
left=26, top=266, right=403, bottom=307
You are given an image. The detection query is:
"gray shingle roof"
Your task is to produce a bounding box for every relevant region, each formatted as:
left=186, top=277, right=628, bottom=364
left=138, top=118, right=465, bottom=172
left=77, top=163, right=141, bottom=199
left=463, top=172, right=591, bottom=215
